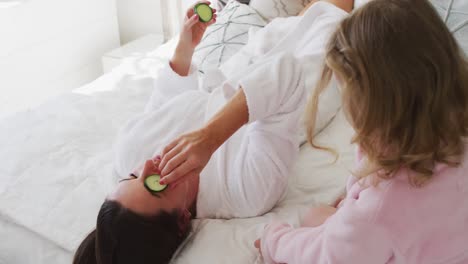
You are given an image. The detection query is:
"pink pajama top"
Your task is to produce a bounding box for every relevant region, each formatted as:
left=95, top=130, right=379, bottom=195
left=261, top=146, right=468, bottom=263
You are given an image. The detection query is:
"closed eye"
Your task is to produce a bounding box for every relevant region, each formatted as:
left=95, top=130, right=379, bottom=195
left=118, top=173, right=138, bottom=183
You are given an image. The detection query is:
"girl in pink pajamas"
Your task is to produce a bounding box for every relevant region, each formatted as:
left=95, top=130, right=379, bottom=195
left=257, top=0, right=468, bottom=263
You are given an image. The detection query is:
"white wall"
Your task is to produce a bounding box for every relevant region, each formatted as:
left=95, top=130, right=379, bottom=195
left=0, top=0, right=120, bottom=118
left=116, top=0, right=164, bottom=44
left=115, top=0, right=202, bottom=44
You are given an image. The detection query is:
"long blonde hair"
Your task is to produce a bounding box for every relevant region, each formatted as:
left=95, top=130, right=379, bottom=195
left=306, top=0, right=468, bottom=186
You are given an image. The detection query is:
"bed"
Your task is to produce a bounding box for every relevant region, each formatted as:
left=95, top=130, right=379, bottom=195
left=1, top=0, right=467, bottom=263
left=0, top=36, right=353, bottom=263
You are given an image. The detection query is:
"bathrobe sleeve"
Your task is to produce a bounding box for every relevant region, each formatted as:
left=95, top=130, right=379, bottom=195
left=202, top=53, right=307, bottom=218
left=222, top=52, right=307, bottom=141
left=237, top=53, right=304, bottom=123
left=260, top=186, right=394, bottom=264
left=145, top=60, right=200, bottom=112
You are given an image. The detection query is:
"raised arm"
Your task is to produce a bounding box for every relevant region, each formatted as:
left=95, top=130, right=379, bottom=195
left=144, top=1, right=216, bottom=112
left=158, top=88, right=249, bottom=185
left=158, top=53, right=305, bottom=185
left=170, top=1, right=217, bottom=76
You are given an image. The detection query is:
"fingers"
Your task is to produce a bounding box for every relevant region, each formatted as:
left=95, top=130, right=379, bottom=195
left=141, top=159, right=158, bottom=177
left=187, top=2, right=216, bottom=21
left=161, top=151, right=187, bottom=176
left=168, top=170, right=198, bottom=190
left=207, top=13, right=217, bottom=26
left=254, top=239, right=263, bottom=256
left=193, top=12, right=217, bottom=33
left=332, top=195, right=345, bottom=208
left=187, top=8, right=216, bottom=29
left=187, top=1, right=210, bottom=16
left=204, top=9, right=217, bottom=25
left=187, top=8, right=194, bottom=18
left=189, top=0, right=211, bottom=9
left=161, top=138, right=179, bottom=158
left=185, top=14, right=200, bottom=29
left=152, top=156, right=162, bottom=174
left=254, top=239, right=261, bottom=249
left=159, top=143, right=184, bottom=172
left=159, top=159, right=196, bottom=185
left=186, top=0, right=213, bottom=19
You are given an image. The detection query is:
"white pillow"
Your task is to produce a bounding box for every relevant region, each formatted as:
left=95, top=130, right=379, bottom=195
left=192, top=0, right=267, bottom=74
left=249, top=0, right=313, bottom=21
left=299, top=58, right=342, bottom=144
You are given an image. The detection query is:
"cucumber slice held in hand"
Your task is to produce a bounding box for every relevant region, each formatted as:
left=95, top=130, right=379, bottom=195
left=194, top=3, right=213, bottom=23
left=144, top=174, right=168, bottom=193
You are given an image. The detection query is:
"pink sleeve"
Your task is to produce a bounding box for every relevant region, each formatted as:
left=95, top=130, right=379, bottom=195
left=261, top=195, right=394, bottom=263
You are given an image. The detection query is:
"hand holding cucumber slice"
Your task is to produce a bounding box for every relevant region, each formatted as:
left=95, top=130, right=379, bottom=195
left=194, top=3, right=213, bottom=23
left=144, top=174, right=168, bottom=194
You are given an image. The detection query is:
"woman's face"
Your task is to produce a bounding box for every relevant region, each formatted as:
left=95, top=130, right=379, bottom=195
left=107, top=158, right=199, bottom=217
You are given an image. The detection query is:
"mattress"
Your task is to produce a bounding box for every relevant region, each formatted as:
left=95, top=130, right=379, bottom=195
left=0, top=219, right=70, bottom=263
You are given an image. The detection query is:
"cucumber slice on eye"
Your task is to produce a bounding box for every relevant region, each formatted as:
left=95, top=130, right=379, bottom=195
left=144, top=174, right=168, bottom=193
left=194, top=3, right=213, bottom=23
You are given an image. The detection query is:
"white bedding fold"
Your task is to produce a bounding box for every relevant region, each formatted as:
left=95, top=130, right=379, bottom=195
left=0, top=74, right=156, bottom=251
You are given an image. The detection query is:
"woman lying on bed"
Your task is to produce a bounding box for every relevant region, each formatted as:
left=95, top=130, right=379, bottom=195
left=73, top=1, right=353, bottom=263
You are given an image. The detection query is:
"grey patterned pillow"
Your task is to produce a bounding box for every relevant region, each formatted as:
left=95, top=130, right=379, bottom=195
left=192, top=0, right=266, bottom=74
left=249, top=0, right=313, bottom=21
left=429, top=0, right=468, bottom=54
left=217, top=0, right=250, bottom=10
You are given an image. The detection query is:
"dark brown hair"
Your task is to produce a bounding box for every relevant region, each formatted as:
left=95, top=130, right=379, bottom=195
left=73, top=200, right=190, bottom=264
left=306, top=0, right=468, bottom=185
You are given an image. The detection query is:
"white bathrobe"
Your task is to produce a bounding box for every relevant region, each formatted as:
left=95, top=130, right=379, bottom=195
left=114, top=2, right=347, bottom=219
